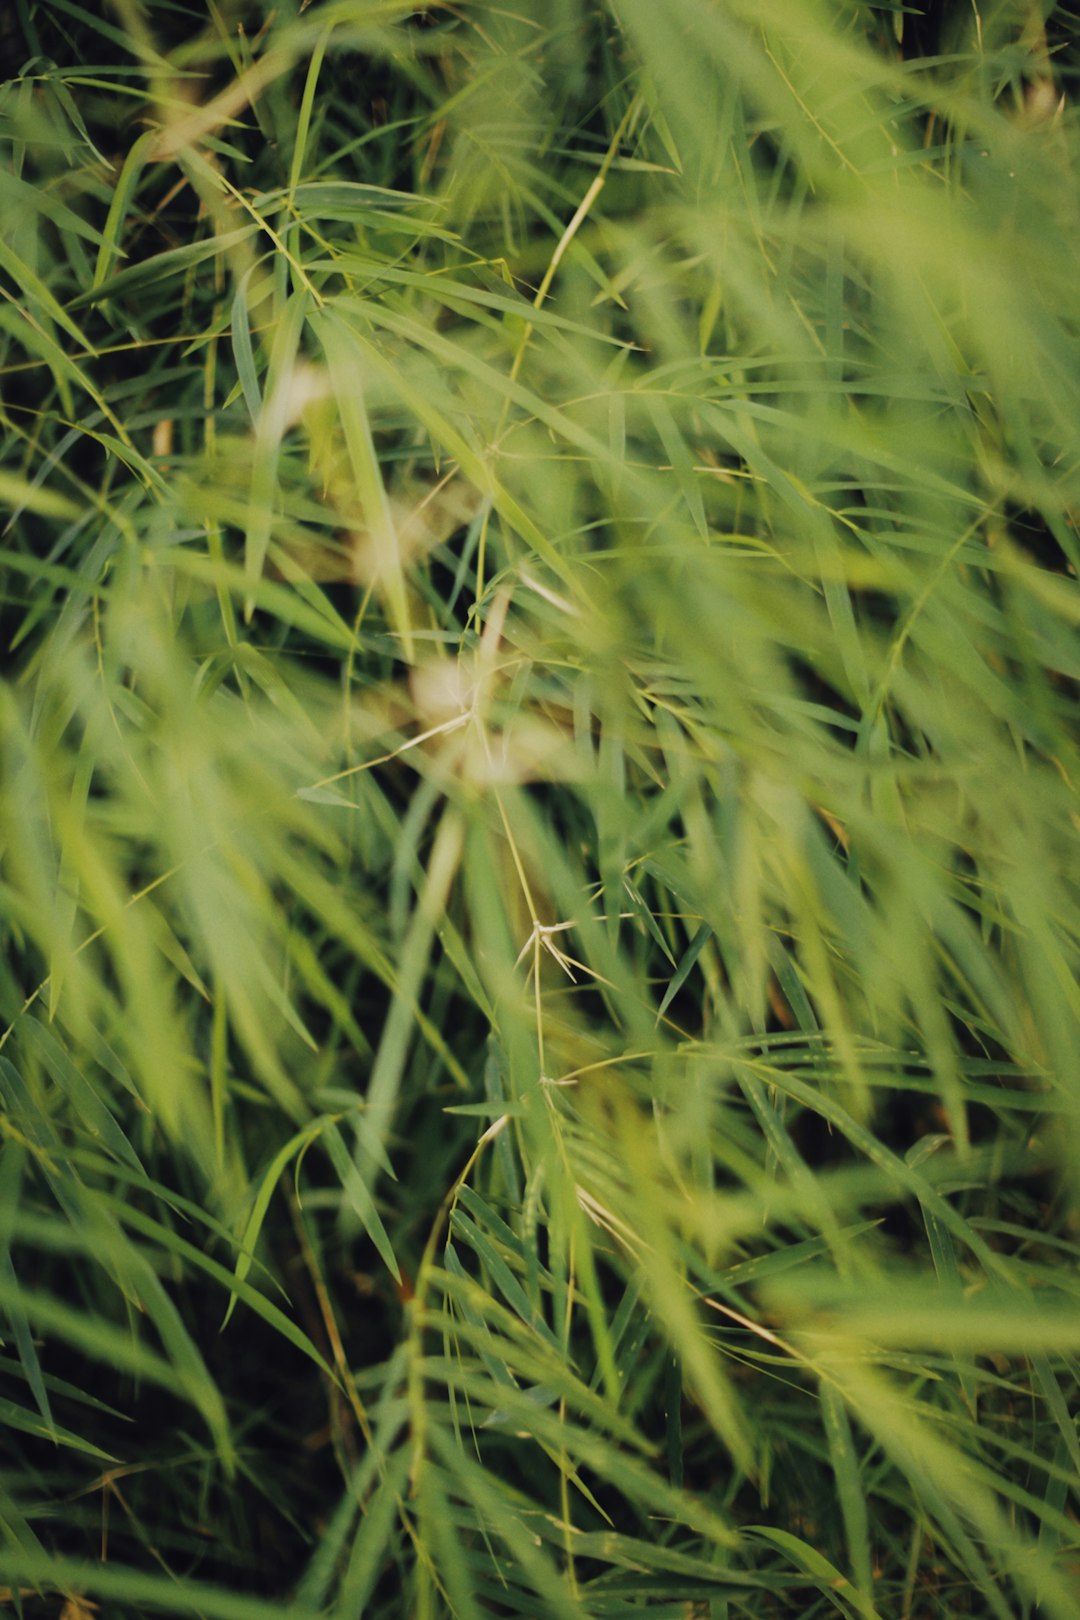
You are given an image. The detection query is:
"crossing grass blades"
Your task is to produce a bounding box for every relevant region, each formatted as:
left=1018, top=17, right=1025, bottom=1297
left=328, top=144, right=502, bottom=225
left=1, top=0, right=1079, bottom=1615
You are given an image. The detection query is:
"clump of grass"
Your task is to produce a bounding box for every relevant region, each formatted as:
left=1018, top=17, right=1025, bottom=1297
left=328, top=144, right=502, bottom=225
left=1, top=0, right=1079, bottom=1615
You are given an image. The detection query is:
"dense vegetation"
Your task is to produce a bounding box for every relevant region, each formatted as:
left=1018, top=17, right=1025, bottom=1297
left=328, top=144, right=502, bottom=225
left=1, top=0, right=1079, bottom=1614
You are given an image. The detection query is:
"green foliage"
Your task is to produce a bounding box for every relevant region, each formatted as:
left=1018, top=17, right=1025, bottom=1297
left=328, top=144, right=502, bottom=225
left=1, top=0, right=1079, bottom=1614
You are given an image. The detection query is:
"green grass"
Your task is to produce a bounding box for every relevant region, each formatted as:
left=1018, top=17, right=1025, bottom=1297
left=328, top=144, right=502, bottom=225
left=1, top=0, right=1079, bottom=1614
